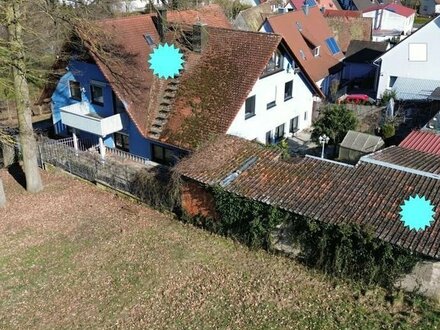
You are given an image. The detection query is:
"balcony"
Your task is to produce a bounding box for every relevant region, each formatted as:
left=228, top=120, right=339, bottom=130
left=60, top=102, right=123, bottom=137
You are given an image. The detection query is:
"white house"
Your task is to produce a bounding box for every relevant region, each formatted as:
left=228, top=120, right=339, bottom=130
left=419, top=0, right=440, bottom=16
left=362, top=3, right=415, bottom=42
left=42, top=5, right=320, bottom=166
left=375, top=16, right=440, bottom=100
left=227, top=49, right=317, bottom=143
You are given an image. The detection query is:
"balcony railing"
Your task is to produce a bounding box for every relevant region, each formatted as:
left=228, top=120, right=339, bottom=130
left=60, top=102, right=123, bottom=136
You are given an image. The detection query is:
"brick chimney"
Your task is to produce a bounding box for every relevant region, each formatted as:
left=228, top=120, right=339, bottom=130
left=192, top=22, right=208, bottom=53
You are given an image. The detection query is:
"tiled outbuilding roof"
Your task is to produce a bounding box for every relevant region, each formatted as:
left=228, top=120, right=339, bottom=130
left=365, top=145, right=440, bottom=175
left=264, top=7, right=344, bottom=82
left=400, top=130, right=440, bottom=156
left=177, top=135, right=440, bottom=259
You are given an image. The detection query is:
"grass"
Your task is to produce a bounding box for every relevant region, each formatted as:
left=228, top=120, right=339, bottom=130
left=1, top=169, right=440, bottom=329
left=414, top=16, right=432, bottom=25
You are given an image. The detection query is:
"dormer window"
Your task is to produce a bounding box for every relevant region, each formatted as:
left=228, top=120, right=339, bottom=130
left=262, top=50, right=284, bottom=76
left=313, top=46, right=320, bottom=57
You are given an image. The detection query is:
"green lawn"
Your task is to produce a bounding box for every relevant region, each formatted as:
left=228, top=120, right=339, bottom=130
left=1, top=169, right=439, bottom=329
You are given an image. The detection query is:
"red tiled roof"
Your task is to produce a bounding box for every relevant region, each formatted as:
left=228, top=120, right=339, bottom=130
left=400, top=130, right=440, bottom=155
left=75, top=6, right=231, bottom=139
left=159, top=28, right=283, bottom=149
left=265, top=7, right=344, bottom=82
left=177, top=135, right=440, bottom=259
left=367, top=145, right=440, bottom=174
left=363, top=3, right=415, bottom=17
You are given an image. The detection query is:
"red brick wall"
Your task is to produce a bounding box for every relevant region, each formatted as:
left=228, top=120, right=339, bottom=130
left=181, top=180, right=218, bottom=219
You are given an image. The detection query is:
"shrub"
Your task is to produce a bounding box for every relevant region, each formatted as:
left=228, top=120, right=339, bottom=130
left=381, top=123, right=395, bottom=139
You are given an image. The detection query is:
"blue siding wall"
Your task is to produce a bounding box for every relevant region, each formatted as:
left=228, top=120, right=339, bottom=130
left=342, top=63, right=376, bottom=81
left=51, top=60, right=185, bottom=162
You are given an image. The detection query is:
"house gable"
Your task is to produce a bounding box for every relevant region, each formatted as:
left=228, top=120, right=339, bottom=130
left=375, top=16, right=440, bottom=99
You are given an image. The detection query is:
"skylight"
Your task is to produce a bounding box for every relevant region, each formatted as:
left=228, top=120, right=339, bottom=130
left=325, top=37, right=341, bottom=55
left=296, top=22, right=302, bottom=31
left=304, top=0, right=317, bottom=7
left=144, top=34, right=155, bottom=46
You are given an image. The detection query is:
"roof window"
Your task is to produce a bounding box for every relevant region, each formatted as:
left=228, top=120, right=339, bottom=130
left=325, top=37, right=341, bottom=55
left=304, top=0, right=317, bottom=7
left=144, top=34, right=155, bottom=46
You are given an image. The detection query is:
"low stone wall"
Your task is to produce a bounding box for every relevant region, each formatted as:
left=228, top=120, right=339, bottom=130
left=396, top=261, right=440, bottom=302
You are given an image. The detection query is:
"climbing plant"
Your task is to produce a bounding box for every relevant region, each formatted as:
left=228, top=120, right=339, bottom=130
left=187, top=187, right=420, bottom=288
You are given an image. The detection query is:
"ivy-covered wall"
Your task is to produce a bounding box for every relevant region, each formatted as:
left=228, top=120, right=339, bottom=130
left=182, top=184, right=420, bottom=288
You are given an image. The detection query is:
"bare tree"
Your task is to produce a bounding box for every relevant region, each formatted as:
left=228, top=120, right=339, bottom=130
left=4, top=1, right=43, bottom=193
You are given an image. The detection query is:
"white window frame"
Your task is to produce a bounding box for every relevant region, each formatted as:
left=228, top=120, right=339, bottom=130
left=408, top=43, right=427, bottom=62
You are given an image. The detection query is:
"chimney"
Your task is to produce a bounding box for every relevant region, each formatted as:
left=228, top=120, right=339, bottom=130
left=157, top=8, right=167, bottom=42
left=302, top=3, right=309, bottom=15
left=192, top=22, right=208, bottom=53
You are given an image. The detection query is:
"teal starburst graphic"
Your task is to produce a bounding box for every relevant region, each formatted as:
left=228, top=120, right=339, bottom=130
left=399, top=194, right=435, bottom=231
left=148, top=43, right=184, bottom=79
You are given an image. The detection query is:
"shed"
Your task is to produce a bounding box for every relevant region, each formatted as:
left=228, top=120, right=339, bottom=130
left=339, top=130, right=384, bottom=162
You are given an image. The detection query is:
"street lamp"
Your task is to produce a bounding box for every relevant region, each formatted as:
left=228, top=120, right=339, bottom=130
left=319, top=134, right=330, bottom=159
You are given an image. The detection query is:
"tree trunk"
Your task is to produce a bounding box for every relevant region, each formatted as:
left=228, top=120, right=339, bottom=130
left=6, top=1, right=43, bottom=193
left=0, top=178, right=6, bottom=208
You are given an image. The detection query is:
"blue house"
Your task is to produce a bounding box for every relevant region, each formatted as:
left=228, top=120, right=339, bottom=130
left=41, top=5, right=320, bottom=165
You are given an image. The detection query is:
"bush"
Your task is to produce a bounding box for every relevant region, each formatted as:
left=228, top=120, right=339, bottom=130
left=311, top=104, right=358, bottom=145
left=380, top=90, right=397, bottom=106
left=381, top=123, right=395, bottom=139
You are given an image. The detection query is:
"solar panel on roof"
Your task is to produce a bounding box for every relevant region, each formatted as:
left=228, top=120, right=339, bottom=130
left=325, top=37, right=341, bottom=55
left=144, top=34, right=155, bottom=46
left=304, top=0, right=317, bottom=7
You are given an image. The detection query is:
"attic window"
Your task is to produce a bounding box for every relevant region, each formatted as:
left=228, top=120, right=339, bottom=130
left=262, top=50, right=284, bottom=76
left=144, top=34, right=155, bottom=46
left=325, top=37, right=341, bottom=55
left=313, top=46, right=320, bottom=57
left=296, top=22, right=303, bottom=31
left=299, top=50, right=306, bottom=60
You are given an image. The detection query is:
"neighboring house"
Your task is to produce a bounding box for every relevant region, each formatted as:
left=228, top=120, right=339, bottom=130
left=40, top=5, right=320, bottom=164
left=338, top=0, right=401, bottom=11
left=338, top=130, right=384, bottom=162
left=342, top=40, right=388, bottom=89
left=362, top=3, right=416, bottom=41
left=285, top=0, right=342, bottom=11
left=233, top=2, right=276, bottom=31
left=419, top=0, right=440, bottom=16
left=374, top=16, right=440, bottom=100
left=400, top=130, right=440, bottom=155
left=323, top=10, right=373, bottom=54
left=260, top=5, right=344, bottom=97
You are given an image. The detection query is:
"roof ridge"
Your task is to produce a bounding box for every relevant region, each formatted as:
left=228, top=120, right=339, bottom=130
left=359, top=154, right=440, bottom=179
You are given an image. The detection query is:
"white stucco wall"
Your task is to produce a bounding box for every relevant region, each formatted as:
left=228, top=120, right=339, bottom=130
left=363, top=10, right=415, bottom=35
left=376, top=16, right=440, bottom=98
left=227, top=55, right=314, bottom=144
